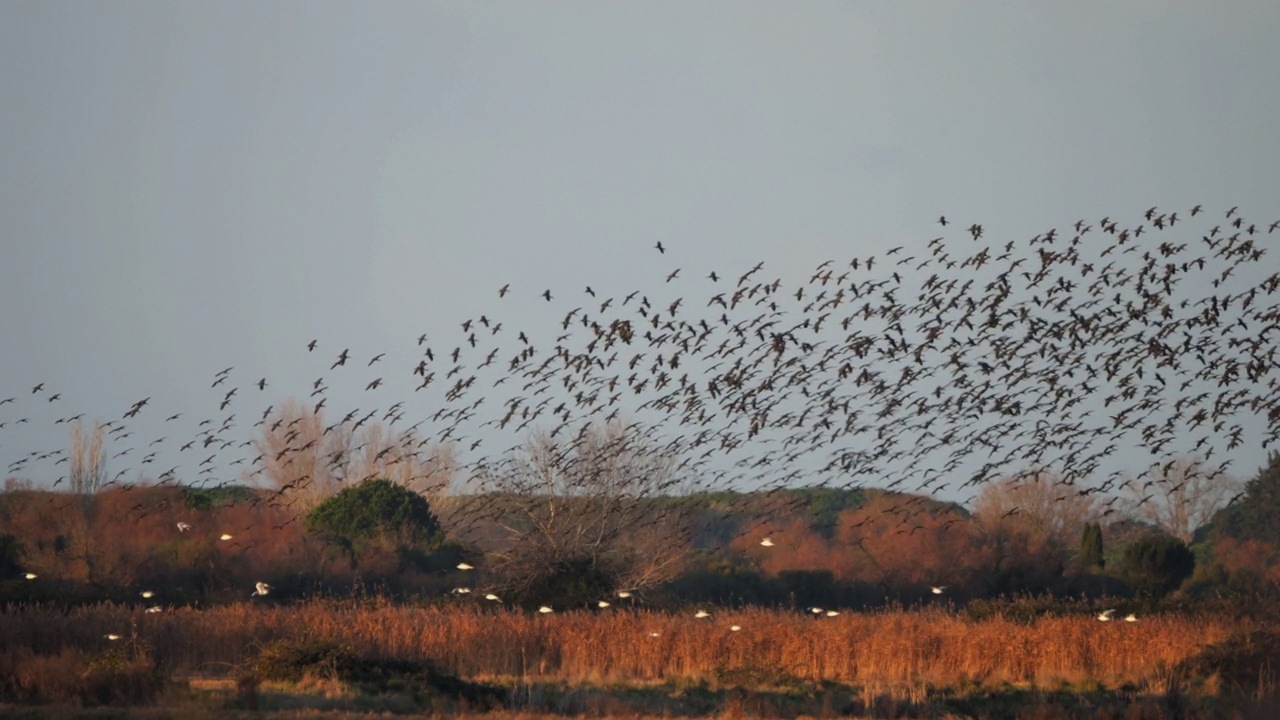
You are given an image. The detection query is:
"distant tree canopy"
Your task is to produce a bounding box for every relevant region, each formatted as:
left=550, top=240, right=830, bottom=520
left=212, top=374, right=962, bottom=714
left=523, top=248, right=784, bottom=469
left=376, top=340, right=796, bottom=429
left=305, top=478, right=442, bottom=554
left=184, top=485, right=258, bottom=510
left=1118, top=534, right=1195, bottom=598
left=1209, top=451, right=1280, bottom=547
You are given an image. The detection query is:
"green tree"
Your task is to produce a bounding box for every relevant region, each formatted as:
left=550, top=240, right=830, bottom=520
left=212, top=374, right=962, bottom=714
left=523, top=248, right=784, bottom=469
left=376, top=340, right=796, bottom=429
left=1118, top=534, right=1195, bottom=598
left=1081, top=522, right=1104, bottom=569
left=306, top=478, right=442, bottom=560
left=1209, top=451, right=1280, bottom=546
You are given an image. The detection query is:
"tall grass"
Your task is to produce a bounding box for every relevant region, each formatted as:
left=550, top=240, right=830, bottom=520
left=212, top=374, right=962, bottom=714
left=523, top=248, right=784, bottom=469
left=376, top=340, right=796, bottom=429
left=0, top=600, right=1253, bottom=691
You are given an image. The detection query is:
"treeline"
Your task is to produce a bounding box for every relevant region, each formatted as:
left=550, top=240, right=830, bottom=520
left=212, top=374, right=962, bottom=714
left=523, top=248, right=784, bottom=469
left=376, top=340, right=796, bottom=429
left=2, top=452, right=1279, bottom=610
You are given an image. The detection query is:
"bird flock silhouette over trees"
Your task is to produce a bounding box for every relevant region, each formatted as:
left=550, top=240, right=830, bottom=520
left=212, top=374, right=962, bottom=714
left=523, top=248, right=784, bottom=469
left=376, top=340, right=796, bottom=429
left=1, top=203, right=1277, bottom=605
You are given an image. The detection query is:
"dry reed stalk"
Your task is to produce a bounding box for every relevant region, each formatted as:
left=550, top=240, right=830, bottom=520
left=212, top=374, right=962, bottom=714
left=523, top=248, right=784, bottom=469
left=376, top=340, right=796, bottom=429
left=0, top=601, right=1252, bottom=689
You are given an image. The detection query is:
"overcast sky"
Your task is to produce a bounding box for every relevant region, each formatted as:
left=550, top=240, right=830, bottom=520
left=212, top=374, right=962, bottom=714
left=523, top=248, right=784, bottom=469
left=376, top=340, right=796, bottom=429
left=1, top=2, right=1278, bottom=496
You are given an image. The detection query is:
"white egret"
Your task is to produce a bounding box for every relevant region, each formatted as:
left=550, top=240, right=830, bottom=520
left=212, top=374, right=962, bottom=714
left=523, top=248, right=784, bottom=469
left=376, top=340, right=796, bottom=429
left=24, top=572, right=36, bottom=580
left=648, top=632, right=660, bottom=637
left=1124, top=613, right=1138, bottom=622
left=810, top=607, right=823, bottom=614
left=760, top=538, right=774, bottom=547
left=451, top=587, right=471, bottom=595
left=930, top=586, right=947, bottom=595
left=730, top=625, right=742, bottom=632
left=105, top=634, right=122, bottom=641
left=538, top=605, right=553, bottom=614
left=176, top=522, right=191, bottom=532
left=484, top=593, right=501, bottom=601
left=694, top=610, right=711, bottom=618
left=617, top=591, right=632, bottom=598
left=219, top=534, right=232, bottom=541
left=597, top=600, right=611, bottom=608
left=1097, top=609, right=1115, bottom=622
left=252, top=582, right=270, bottom=596
left=145, top=606, right=163, bottom=614
left=826, top=610, right=840, bottom=617
left=140, top=590, right=154, bottom=599
left=457, top=562, right=474, bottom=571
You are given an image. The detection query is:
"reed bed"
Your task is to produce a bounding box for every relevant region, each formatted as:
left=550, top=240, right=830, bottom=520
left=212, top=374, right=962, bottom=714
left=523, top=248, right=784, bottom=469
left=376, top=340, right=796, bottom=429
left=0, top=600, right=1253, bottom=689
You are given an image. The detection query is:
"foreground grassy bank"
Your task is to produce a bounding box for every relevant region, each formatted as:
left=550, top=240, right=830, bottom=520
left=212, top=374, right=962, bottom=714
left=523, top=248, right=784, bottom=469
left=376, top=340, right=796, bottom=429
left=2, top=601, right=1278, bottom=718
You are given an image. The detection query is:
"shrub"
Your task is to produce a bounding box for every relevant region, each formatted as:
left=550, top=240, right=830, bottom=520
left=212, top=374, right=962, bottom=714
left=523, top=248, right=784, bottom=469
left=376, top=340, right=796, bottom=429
left=1177, top=629, right=1280, bottom=696
left=306, top=478, right=442, bottom=561
left=1118, top=534, right=1195, bottom=598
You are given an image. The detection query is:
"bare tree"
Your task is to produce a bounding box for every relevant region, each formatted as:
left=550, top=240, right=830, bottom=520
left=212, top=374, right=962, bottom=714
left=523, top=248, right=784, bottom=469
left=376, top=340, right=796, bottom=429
left=469, top=419, right=691, bottom=600
left=253, top=399, right=457, bottom=513
left=1122, top=456, right=1240, bottom=543
left=68, top=419, right=107, bottom=496
left=972, top=469, right=1099, bottom=551
left=253, top=399, right=342, bottom=511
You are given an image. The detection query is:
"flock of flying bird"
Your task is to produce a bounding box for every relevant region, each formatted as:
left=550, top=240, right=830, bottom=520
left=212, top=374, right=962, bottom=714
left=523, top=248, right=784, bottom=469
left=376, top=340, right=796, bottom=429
left=3, top=204, right=1278, bottom=629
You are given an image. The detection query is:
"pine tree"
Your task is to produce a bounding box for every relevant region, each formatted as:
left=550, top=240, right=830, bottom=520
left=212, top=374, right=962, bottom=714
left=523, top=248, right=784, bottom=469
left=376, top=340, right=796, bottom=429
left=1080, top=522, right=1104, bottom=569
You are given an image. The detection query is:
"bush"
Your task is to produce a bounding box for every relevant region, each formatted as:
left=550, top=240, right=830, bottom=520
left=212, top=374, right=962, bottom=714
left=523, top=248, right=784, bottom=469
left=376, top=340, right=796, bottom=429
left=248, top=638, right=502, bottom=708
left=1119, top=534, right=1195, bottom=598
left=306, top=478, right=442, bottom=561
left=0, top=646, right=166, bottom=706
left=1177, top=629, right=1280, bottom=696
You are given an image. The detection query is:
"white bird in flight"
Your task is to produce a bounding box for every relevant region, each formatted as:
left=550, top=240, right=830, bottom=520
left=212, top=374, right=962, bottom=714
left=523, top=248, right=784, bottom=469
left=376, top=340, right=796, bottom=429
left=24, top=572, right=36, bottom=580
left=730, top=625, right=742, bottom=632
left=451, top=587, right=471, bottom=595
left=931, top=586, right=947, bottom=594
left=1097, top=609, right=1115, bottom=622
left=760, top=538, right=774, bottom=547
left=457, top=562, right=474, bottom=571
left=484, top=593, right=501, bottom=602
left=104, top=634, right=122, bottom=641
left=176, top=522, right=191, bottom=532
left=809, top=607, right=824, bottom=614
left=617, top=591, right=632, bottom=598
left=219, top=534, right=233, bottom=541
left=252, top=582, right=270, bottom=596
left=1124, top=613, right=1138, bottom=622
left=825, top=610, right=840, bottom=617
left=145, top=606, right=163, bottom=614
left=140, top=590, right=154, bottom=599
left=597, top=600, right=611, bottom=608
left=538, top=605, right=553, bottom=614
left=694, top=610, right=711, bottom=618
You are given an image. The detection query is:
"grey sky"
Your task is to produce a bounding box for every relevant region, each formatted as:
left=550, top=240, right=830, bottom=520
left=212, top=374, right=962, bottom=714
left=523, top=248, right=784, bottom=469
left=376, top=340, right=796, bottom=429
left=2, top=2, right=1278, bottom=496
